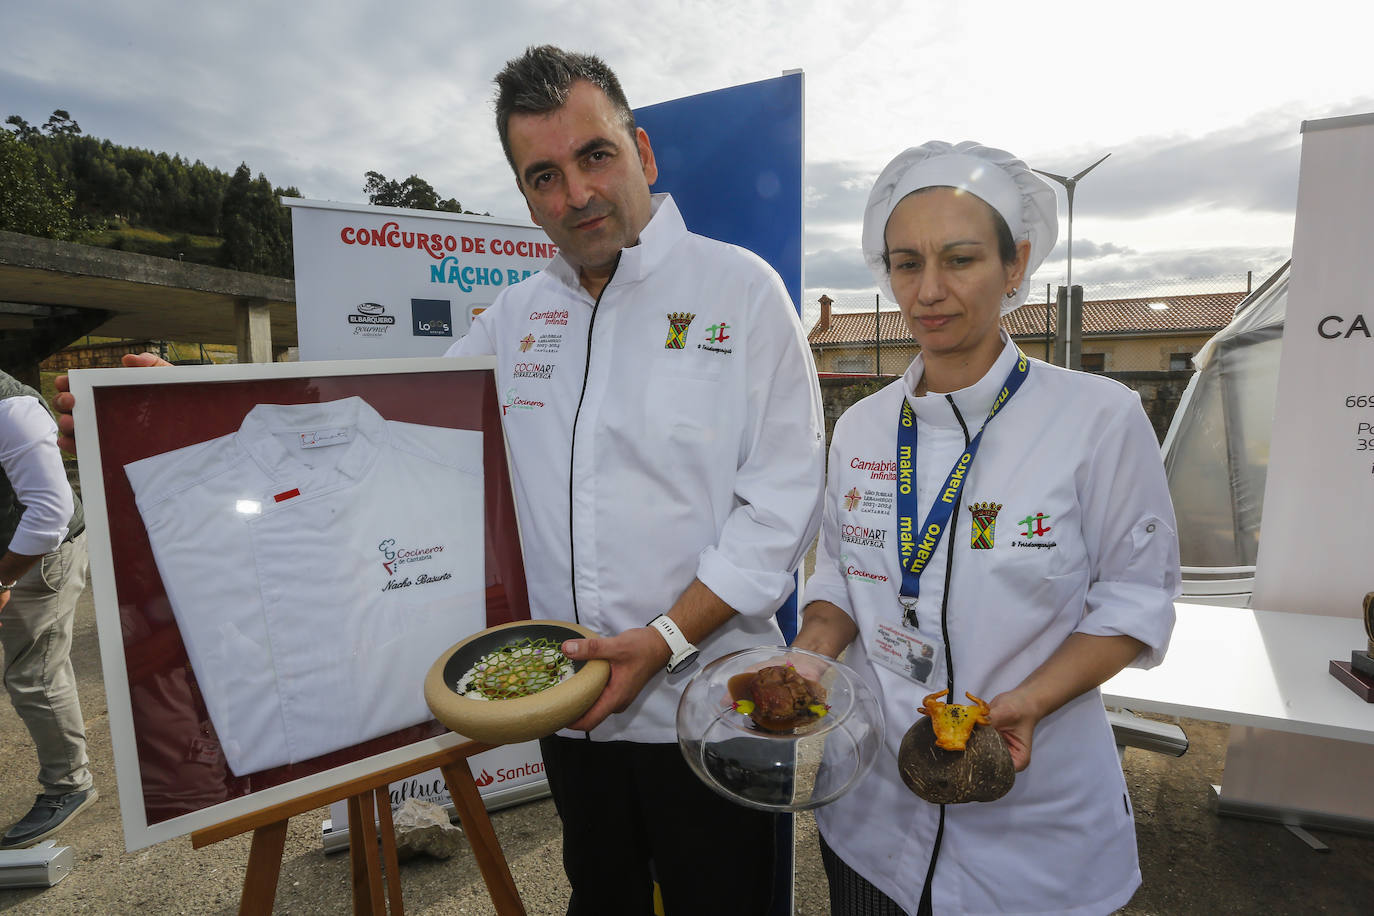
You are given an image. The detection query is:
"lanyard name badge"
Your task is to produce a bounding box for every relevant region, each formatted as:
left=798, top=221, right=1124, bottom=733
left=874, top=352, right=1030, bottom=687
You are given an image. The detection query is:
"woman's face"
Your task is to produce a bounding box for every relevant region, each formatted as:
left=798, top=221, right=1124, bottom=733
left=884, top=187, right=1029, bottom=365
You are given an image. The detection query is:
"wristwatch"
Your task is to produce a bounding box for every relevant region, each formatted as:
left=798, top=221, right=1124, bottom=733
left=0, top=579, right=17, bottom=593
left=647, top=615, right=700, bottom=674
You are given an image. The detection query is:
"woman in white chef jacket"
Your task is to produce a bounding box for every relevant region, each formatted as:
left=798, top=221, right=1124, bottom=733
left=795, top=142, right=1180, bottom=916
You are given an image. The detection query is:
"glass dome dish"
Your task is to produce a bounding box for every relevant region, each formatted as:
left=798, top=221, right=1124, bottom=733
left=676, top=646, right=884, bottom=812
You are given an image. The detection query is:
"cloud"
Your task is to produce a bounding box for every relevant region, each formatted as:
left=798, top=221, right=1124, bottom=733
left=4, top=0, right=1363, bottom=297
left=1026, top=97, right=1374, bottom=221
left=804, top=159, right=877, bottom=230
left=1070, top=239, right=1136, bottom=260
left=804, top=247, right=872, bottom=296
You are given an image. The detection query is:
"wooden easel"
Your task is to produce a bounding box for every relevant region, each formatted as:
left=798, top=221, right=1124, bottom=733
left=191, top=739, right=526, bottom=915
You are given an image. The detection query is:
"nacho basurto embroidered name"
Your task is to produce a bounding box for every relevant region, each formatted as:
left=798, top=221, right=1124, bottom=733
left=382, top=572, right=454, bottom=592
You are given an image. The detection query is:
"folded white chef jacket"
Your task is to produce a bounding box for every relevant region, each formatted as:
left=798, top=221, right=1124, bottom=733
left=125, top=397, right=484, bottom=775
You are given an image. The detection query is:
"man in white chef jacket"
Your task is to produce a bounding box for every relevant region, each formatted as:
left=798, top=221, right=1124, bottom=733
left=55, top=45, right=824, bottom=914
left=440, top=47, right=824, bottom=914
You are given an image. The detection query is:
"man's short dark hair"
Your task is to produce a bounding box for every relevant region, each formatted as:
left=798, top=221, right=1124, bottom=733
left=495, top=45, right=637, bottom=177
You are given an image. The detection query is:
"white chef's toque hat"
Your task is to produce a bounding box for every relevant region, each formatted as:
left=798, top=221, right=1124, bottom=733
left=862, top=140, right=1059, bottom=314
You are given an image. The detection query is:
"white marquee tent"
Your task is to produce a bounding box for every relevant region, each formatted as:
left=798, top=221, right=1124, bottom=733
left=1161, top=261, right=1289, bottom=572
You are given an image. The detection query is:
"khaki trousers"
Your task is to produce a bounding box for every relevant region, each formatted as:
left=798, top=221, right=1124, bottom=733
left=1, top=534, right=92, bottom=795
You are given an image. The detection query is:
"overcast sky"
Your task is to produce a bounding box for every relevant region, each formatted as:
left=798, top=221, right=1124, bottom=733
left=5, top=0, right=1371, bottom=317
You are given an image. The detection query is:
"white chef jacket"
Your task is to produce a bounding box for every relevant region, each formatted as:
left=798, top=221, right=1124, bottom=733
left=447, top=194, right=825, bottom=743
left=125, top=397, right=485, bottom=775
left=808, top=336, right=1179, bottom=915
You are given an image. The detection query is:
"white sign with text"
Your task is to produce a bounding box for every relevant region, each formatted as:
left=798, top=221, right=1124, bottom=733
left=324, top=741, right=548, bottom=848
left=1252, top=113, right=1374, bottom=618
left=286, top=199, right=554, bottom=360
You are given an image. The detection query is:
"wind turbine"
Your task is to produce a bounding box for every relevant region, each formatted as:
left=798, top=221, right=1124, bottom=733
left=1032, top=153, right=1110, bottom=367
left=1032, top=152, right=1110, bottom=292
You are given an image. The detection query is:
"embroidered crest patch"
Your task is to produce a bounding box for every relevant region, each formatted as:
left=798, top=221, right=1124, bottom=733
left=967, top=501, right=1002, bottom=549
left=665, top=312, right=695, bottom=349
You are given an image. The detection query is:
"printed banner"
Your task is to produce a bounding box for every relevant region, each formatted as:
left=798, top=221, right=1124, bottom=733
left=1252, top=112, right=1374, bottom=617
left=286, top=200, right=552, bottom=360
left=325, top=741, right=548, bottom=846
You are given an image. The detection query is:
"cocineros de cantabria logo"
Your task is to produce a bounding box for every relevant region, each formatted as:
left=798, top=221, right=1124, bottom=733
left=502, top=387, right=545, bottom=415
left=839, top=553, right=889, bottom=584
left=378, top=537, right=446, bottom=575
left=377, top=538, right=453, bottom=592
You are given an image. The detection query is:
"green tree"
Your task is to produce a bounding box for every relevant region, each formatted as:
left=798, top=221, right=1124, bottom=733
left=364, top=170, right=463, bottom=212
left=0, top=129, right=74, bottom=238
left=5, top=108, right=301, bottom=270
left=4, top=115, right=38, bottom=142
left=218, top=163, right=296, bottom=276
left=42, top=110, right=81, bottom=138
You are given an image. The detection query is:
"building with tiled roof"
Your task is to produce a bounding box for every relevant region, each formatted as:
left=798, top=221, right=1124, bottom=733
left=809, top=290, right=1246, bottom=376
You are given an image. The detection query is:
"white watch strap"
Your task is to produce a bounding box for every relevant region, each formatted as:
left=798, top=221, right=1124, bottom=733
left=648, top=615, right=696, bottom=659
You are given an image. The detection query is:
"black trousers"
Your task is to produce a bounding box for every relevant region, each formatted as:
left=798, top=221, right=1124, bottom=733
left=819, top=831, right=908, bottom=916
left=539, top=735, right=777, bottom=916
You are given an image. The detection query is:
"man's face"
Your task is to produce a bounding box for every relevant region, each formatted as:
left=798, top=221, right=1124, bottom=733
left=507, top=80, right=658, bottom=282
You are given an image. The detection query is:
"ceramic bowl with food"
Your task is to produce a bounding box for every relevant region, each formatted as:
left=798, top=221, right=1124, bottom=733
left=424, top=620, right=609, bottom=745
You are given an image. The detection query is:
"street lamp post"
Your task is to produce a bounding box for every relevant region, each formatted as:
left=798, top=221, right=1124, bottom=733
left=1033, top=153, right=1110, bottom=367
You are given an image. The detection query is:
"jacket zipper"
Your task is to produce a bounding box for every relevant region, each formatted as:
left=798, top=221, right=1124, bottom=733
left=917, top=394, right=972, bottom=916
left=567, top=259, right=621, bottom=629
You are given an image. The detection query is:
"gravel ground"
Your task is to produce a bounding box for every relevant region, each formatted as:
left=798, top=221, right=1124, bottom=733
left=2, top=591, right=1369, bottom=914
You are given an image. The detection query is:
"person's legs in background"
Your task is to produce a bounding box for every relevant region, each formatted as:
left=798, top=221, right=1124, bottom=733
left=1, top=535, right=96, bottom=848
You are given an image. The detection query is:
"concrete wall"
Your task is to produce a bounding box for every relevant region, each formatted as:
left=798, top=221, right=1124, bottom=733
left=1078, top=334, right=1214, bottom=373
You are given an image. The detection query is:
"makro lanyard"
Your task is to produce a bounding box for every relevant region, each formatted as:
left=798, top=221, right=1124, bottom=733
left=896, top=350, right=1030, bottom=627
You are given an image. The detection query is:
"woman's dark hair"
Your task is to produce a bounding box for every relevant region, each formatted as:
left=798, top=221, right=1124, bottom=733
left=882, top=187, right=1019, bottom=272
left=494, top=46, right=636, bottom=177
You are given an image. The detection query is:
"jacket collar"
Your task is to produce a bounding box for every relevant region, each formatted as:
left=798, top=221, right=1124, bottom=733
left=235, top=396, right=386, bottom=487
left=900, top=331, right=1021, bottom=430
left=544, top=193, right=686, bottom=294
